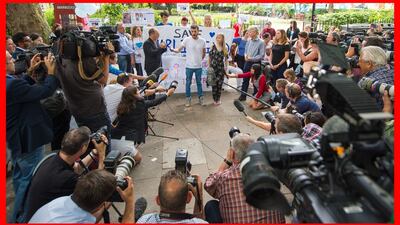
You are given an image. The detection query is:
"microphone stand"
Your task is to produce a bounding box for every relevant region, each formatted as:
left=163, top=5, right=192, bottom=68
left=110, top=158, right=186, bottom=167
left=223, top=81, right=272, bottom=108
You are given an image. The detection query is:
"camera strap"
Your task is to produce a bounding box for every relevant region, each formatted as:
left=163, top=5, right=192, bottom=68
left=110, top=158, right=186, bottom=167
left=77, top=44, right=104, bottom=81
left=159, top=212, right=194, bottom=220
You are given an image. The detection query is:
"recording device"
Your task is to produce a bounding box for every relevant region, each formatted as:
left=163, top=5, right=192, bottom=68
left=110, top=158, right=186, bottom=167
left=240, top=72, right=393, bottom=222
left=90, top=126, right=108, bottom=144
left=358, top=77, right=394, bottom=100
left=60, top=26, right=120, bottom=60
left=264, top=111, right=276, bottom=135
left=104, top=149, right=136, bottom=202
left=168, top=80, right=178, bottom=90
left=14, top=45, right=53, bottom=75
left=308, top=32, right=327, bottom=44
left=175, top=149, right=197, bottom=187
left=140, top=67, right=164, bottom=88
left=233, top=99, right=247, bottom=116
left=291, top=110, right=304, bottom=121
left=139, top=80, right=155, bottom=94
left=229, top=127, right=241, bottom=139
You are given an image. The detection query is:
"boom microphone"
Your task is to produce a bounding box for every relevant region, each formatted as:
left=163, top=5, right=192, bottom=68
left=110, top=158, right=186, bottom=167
left=140, top=80, right=155, bottom=93
left=151, top=67, right=164, bottom=80
left=141, top=74, right=157, bottom=87
left=234, top=99, right=247, bottom=116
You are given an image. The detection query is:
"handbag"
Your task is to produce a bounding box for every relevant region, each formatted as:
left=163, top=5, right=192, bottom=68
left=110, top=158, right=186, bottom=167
left=206, top=67, right=217, bottom=86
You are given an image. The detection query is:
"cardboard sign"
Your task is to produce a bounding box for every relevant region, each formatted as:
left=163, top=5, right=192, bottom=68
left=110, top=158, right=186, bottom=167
left=122, top=9, right=155, bottom=26
left=177, top=3, right=190, bottom=13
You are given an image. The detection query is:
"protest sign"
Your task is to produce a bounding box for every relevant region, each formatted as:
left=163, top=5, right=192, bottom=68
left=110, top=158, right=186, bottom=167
left=122, top=9, right=155, bottom=26
left=143, top=26, right=234, bottom=93
left=177, top=3, right=190, bottom=13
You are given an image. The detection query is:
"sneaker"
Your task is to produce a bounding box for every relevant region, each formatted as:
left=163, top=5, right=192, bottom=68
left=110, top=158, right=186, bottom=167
left=135, top=197, right=147, bottom=222
left=199, top=96, right=205, bottom=106
left=185, top=97, right=191, bottom=107
left=238, top=95, right=246, bottom=101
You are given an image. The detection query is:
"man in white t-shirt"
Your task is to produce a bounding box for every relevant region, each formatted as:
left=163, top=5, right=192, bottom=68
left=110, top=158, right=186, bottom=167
left=172, top=25, right=206, bottom=107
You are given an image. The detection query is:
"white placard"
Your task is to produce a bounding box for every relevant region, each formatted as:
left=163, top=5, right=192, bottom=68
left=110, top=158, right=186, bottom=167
left=177, top=3, right=190, bottom=13
left=143, top=26, right=234, bottom=93
left=123, top=9, right=155, bottom=26
left=219, top=19, right=231, bottom=28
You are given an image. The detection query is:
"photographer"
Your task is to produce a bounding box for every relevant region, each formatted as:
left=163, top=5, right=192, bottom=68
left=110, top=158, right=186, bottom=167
left=12, top=32, right=32, bottom=59
left=56, top=25, right=114, bottom=153
left=204, top=133, right=285, bottom=223
left=284, top=83, right=321, bottom=114
left=29, top=169, right=135, bottom=223
left=6, top=51, right=58, bottom=223
left=357, top=46, right=393, bottom=110
left=246, top=113, right=303, bottom=135
left=137, top=170, right=206, bottom=223
left=22, top=127, right=107, bottom=222
left=111, top=85, right=175, bottom=145
left=301, top=111, right=326, bottom=142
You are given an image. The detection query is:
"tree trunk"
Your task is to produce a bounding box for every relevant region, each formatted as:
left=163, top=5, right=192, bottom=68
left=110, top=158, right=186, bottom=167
left=328, top=3, right=334, bottom=13
left=7, top=4, right=51, bottom=42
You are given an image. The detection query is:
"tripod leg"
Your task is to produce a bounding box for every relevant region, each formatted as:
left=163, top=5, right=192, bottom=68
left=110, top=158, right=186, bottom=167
left=111, top=203, right=123, bottom=223
left=103, top=209, right=110, bottom=223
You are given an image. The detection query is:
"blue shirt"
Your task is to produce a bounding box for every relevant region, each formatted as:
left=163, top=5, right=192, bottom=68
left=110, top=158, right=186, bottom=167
left=109, top=65, right=123, bottom=75
left=117, top=32, right=135, bottom=55
left=157, top=22, right=173, bottom=26
left=292, top=95, right=321, bottom=114
left=245, top=38, right=265, bottom=62
left=29, top=196, right=96, bottom=223
left=234, top=38, right=247, bottom=56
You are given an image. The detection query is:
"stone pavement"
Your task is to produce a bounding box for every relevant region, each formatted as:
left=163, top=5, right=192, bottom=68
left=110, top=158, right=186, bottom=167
left=6, top=82, right=293, bottom=222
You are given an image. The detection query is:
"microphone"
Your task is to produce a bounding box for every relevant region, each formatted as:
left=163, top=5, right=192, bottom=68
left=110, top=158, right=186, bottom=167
left=158, top=73, right=169, bottom=86
left=234, top=99, right=247, bottom=116
left=140, top=80, right=155, bottom=94
left=141, top=74, right=157, bottom=87
left=151, top=67, right=164, bottom=80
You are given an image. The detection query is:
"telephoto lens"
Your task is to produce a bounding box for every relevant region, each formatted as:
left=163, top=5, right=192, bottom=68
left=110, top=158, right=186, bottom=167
left=115, top=154, right=135, bottom=190
left=264, top=111, right=276, bottom=124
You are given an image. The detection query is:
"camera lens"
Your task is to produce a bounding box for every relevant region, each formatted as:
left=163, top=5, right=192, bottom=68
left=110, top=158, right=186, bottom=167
left=115, top=156, right=135, bottom=180
left=264, top=111, right=276, bottom=123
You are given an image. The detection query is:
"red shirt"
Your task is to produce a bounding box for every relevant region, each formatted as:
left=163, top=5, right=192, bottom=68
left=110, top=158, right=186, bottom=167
left=233, top=23, right=241, bottom=38
left=238, top=73, right=269, bottom=99
left=262, top=27, right=276, bottom=39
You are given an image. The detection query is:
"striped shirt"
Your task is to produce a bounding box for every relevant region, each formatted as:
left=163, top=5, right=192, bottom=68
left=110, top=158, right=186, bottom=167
left=245, top=38, right=265, bottom=62
left=204, top=164, right=285, bottom=223
left=137, top=213, right=208, bottom=223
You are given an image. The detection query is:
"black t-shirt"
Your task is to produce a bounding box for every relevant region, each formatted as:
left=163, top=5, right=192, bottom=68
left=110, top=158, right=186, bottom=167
left=271, top=43, right=290, bottom=65
left=56, top=58, right=107, bottom=118
left=24, top=153, right=78, bottom=222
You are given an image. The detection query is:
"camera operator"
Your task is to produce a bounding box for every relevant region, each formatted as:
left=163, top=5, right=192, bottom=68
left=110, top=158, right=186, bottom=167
left=301, top=111, right=326, bottom=142
left=111, top=85, right=175, bottom=145
left=29, top=169, right=135, bottom=223
left=357, top=46, right=393, bottom=110
left=22, top=127, right=107, bottom=222
left=326, top=31, right=340, bottom=46
left=204, top=133, right=285, bottom=223
left=6, top=51, right=58, bottom=223
left=12, top=32, right=32, bottom=59
left=137, top=170, right=207, bottom=223
left=56, top=25, right=114, bottom=153
left=246, top=113, right=303, bottom=135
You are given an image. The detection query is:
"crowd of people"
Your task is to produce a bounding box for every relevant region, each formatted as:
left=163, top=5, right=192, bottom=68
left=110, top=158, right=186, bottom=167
left=6, top=8, right=394, bottom=224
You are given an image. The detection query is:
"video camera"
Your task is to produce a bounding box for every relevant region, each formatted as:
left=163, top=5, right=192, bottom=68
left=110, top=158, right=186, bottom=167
left=240, top=71, right=394, bottom=222
left=175, top=149, right=197, bottom=187
left=60, top=25, right=120, bottom=60
left=14, top=45, right=53, bottom=76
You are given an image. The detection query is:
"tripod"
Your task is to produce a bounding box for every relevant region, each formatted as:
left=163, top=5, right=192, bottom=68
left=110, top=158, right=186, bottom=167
left=103, top=204, right=123, bottom=223
left=146, top=109, right=179, bottom=141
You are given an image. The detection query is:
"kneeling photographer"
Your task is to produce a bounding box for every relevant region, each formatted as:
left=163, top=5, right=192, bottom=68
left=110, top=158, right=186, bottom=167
left=137, top=170, right=206, bottom=223
left=22, top=127, right=107, bottom=222
left=29, top=169, right=135, bottom=223
left=111, top=81, right=177, bottom=145
left=204, top=133, right=285, bottom=223
left=246, top=113, right=303, bottom=136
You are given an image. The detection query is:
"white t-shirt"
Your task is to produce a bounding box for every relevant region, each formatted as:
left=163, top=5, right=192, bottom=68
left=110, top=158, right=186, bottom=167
left=181, top=36, right=206, bottom=69
left=132, top=37, right=145, bottom=63
left=103, top=83, right=125, bottom=122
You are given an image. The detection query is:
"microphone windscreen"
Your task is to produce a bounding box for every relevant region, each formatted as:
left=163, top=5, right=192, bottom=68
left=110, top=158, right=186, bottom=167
left=234, top=99, right=245, bottom=112
left=151, top=67, right=164, bottom=80
left=160, top=73, right=168, bottom=81
left=141, top=74, right=157, bottom=87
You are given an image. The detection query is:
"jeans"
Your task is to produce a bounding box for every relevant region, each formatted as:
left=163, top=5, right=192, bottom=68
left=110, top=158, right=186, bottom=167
left=11, top=145, right=44, bottom=223
left=118, top=55, right=133, bottom=73
left=204, top=200, right=223, bottom=223
left=271, top=63, right=287, bottom=88
left=185, top=68, right=203, bottom=98
left=240, top=61, right=260, bottom=99
left=75, top=111, right=112, bottom=155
